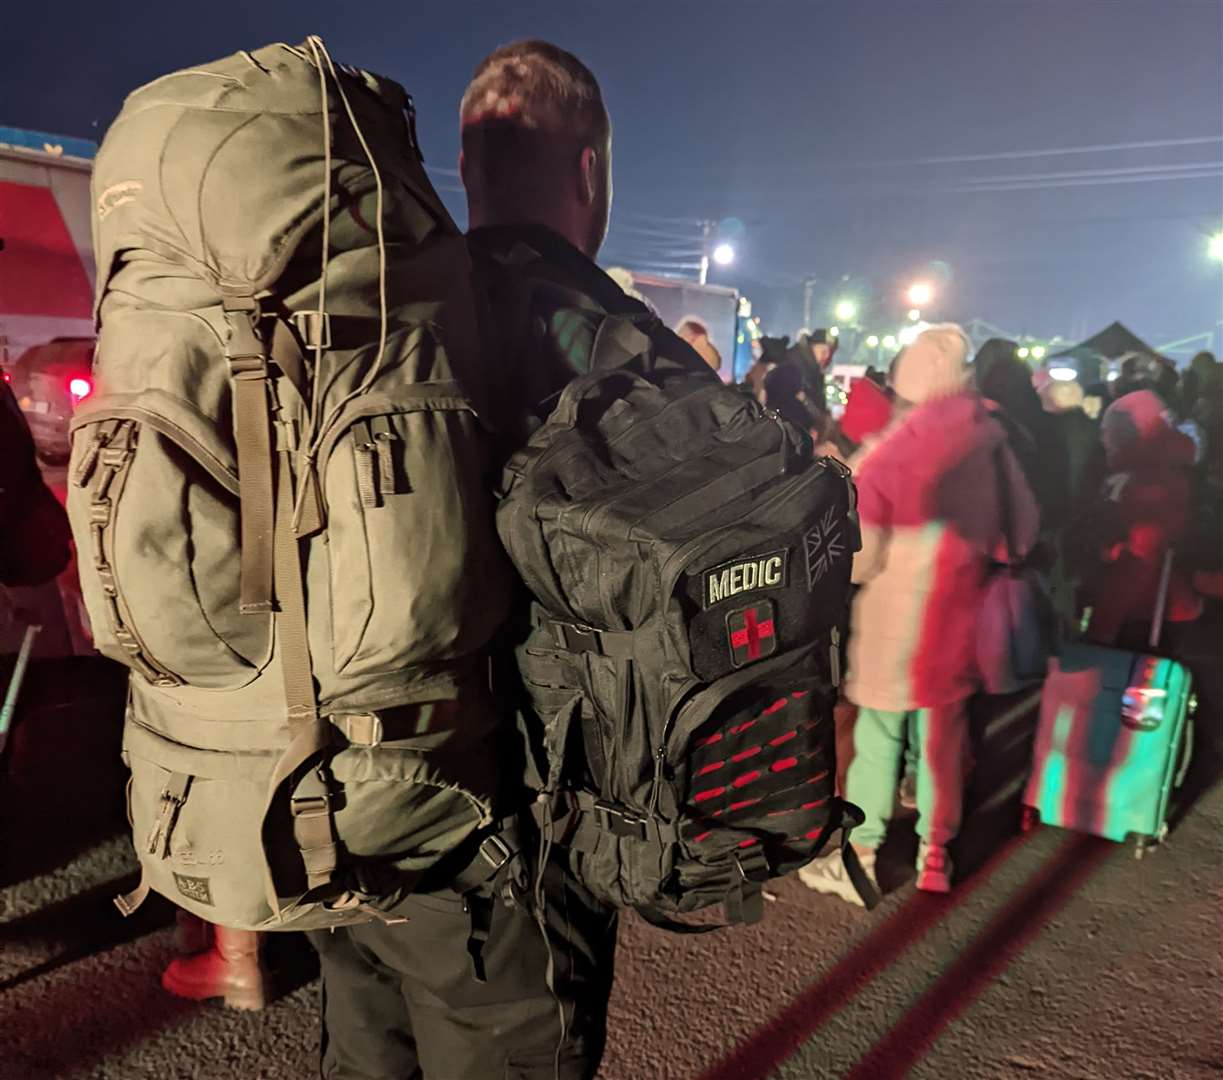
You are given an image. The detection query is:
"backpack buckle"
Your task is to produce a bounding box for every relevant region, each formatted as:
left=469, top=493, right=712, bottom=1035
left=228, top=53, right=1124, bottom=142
left=292, top=310, right=331, bottom=350
left=594, top=800, right=649, bottom=840
left=551, top=620, right=602, bottom=654
left=335, top=712, right=382, bottom=747
left=290, top=767, right=332, bottom=818
left=478, top=833, right=514, bottom=873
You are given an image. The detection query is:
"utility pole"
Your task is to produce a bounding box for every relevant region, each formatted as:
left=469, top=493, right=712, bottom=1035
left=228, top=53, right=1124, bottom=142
left=802, top=276, right=818, bottom=332
left=698, top=220, right=714, bottom=286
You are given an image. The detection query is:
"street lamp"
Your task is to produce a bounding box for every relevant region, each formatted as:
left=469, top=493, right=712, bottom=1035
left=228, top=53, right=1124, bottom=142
left=1031, top=345, right=1047, bottom=361
left=865, top=335, right=880, bottom=348
left=907, top=308, right=921, bottom=322
left=834, top=299, right=857, bottom=323
left=713, top=243, right=735, bottom=267
left=907, top=281, right=933, bottom=307
left=1209, top=232, right=1223, bottom=262
left=882, top=334, right=898, bottom=350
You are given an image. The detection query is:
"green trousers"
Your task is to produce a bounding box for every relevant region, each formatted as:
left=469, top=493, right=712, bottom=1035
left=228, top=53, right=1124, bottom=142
left=845, top=702, right=970, bottom=850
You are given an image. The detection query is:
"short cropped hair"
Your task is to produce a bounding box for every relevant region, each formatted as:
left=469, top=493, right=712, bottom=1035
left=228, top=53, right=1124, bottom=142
left=461, top=40, right=609, bottom=145
left=460, top=41, right=610, bottom=208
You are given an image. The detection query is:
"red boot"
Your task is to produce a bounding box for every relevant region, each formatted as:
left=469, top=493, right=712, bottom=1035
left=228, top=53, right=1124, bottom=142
left=161, top=926, right=269, bottom=1010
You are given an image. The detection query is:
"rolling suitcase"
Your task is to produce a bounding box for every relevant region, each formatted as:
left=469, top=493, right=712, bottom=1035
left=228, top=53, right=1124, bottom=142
left=1021, top=552, right=1196, bottom=856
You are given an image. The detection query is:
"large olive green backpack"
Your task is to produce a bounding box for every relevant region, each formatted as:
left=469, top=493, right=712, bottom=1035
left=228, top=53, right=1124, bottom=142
left=66, top=39, right=516, bottom=931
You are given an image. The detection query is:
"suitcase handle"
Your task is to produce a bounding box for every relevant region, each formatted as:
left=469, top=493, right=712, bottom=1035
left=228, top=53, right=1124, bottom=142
left=1148, top=549, right=1175, bottom=651
left=1174, top=700, right=1196, bottom=790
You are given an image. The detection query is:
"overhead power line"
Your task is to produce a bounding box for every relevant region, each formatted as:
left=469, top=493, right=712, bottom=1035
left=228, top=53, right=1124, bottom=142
left=870, top=134, right=1223, bottom=168
left=947, top=168, right=1222, bottom=194
left=955, top=161, right=1223, bottom=186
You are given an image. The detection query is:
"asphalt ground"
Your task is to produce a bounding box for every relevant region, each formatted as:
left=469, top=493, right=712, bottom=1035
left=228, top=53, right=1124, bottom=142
left=2, top=459, right=1221, bottom=1079
left=1, top=600, right=1220, bottom=1080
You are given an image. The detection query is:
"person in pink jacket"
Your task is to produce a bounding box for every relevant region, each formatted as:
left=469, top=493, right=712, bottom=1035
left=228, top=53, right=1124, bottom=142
left=801, top=325, right=1039, bottom=902
left=1079, top=389, right=1203, bottom=644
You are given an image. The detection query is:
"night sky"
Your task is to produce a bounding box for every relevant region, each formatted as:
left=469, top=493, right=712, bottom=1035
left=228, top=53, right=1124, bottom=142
left=5, top=0, right=1222, bottom=350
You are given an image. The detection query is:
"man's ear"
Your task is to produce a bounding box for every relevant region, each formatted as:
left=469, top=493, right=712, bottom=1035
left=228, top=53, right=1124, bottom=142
left=579, top=146, right=599, bottom=207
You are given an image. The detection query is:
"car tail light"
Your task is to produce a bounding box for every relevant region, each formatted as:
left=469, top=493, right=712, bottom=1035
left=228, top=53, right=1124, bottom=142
left=69, top=377, right=93, bottom=403
left=2, top=371, right=10, bottom=383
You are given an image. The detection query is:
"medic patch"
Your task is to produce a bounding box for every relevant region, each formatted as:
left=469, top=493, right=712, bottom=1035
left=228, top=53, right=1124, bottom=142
left=804, top=508, right=847, bottom=589
left=703, top=549, right=788, bottom=609
left=726, top=601, right=779, bottom=667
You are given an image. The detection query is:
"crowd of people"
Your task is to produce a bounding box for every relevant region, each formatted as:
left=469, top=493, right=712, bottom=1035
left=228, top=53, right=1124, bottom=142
left=739, top=321, right=1221, bottom=904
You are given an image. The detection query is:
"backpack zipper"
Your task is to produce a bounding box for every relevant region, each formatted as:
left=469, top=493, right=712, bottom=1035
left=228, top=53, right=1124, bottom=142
left=145, top=772, right=191, bottom=858
left=370, top=415, right=401, bottom=497
left=829, top=626, right=842, bottom=688
left=352, top=419, right=379, bottom=508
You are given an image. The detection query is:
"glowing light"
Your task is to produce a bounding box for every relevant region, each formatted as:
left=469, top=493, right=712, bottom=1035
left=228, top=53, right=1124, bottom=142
left=713, top=243, right=735, bottom=266
left=1031, top=345, right=1047, bottom=361
left=866, top=335, right=880, bottom=348
left=1049, top=366, right=1078, bottom=382
left=1107, top=369, right=1120, bottom=382
left=1017, top=346, right=1031, bottom=360
left=69, top=377, right=93, bottom=402
left=907, top=308, right=921, bottom=322
left=1210, top=232, right=1223, bottom=261
left=899, top=324, right=922, bottom=346
left=834, top=299, right=857, bottom=322
left=907, top=282, right=933, bottom=306
left=882, top=335, right=898, bottom=350
left=829, top=326, right=840, bottom=338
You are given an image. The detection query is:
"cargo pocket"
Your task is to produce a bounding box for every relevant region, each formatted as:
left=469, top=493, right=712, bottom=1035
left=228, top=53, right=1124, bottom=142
left=321, top=393, right=511, bottom=677
left=68, top=414, right=272, bottom=689
left=124, top=721, right=279, bottom=928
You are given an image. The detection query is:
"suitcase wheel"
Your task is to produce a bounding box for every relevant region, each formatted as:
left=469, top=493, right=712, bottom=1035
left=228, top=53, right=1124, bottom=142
left=1134, top=823, right=1169, bottom=860
left=1020, top=806, right=1039, bottom=833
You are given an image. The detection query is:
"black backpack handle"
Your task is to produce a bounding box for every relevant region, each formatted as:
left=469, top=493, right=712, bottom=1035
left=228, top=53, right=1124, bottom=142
left=552, top=315, right=662, bottom=430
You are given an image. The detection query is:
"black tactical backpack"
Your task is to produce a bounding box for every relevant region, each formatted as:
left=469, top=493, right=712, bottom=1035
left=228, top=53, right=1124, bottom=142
left=498, top=309, right=873, bottom=926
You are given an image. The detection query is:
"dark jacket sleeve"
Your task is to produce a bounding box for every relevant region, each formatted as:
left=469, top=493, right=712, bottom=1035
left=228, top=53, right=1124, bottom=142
left=0, top=381, right=72, bottom=586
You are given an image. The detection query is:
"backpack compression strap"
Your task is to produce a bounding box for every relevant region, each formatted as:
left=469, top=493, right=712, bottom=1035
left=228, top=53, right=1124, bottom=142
left=259, top=332, right=340, bottom=917
left=221, top=288, right=277, bottom=615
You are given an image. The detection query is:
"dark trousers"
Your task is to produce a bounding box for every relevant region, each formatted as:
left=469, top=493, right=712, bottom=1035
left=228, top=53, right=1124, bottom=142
left=306, top=858, right=617, bottom=1080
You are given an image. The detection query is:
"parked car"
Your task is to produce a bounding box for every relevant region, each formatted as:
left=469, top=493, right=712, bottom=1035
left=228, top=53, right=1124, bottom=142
left=4, top=337, right=94, bottom=464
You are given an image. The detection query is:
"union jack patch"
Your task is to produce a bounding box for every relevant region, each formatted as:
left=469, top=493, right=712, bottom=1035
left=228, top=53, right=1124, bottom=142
left=804, top=508, right=846, bottom=589
left=727, top=601, right=779, bottom=667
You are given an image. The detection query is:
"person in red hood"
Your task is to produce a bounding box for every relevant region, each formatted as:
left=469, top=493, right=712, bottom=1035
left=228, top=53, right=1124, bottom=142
left=841, top=376, right=893, bottom=444
left=1081, top=389, right=1203, bottom=644
left=800, top=325, right=1038, bottom=902
left=823, top=375, right=894, bottom=460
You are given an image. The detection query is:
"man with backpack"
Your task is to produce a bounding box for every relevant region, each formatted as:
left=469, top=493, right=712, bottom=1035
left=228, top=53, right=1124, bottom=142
left=306, top=40, right=650, bottom=1079
left=313, top=38, right=864, bottom=1077
left=74, top=37, right=863, bottom=1079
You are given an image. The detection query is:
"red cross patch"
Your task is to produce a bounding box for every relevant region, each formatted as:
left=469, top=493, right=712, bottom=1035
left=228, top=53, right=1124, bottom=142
left=726, top=601, right=778, bottom=667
